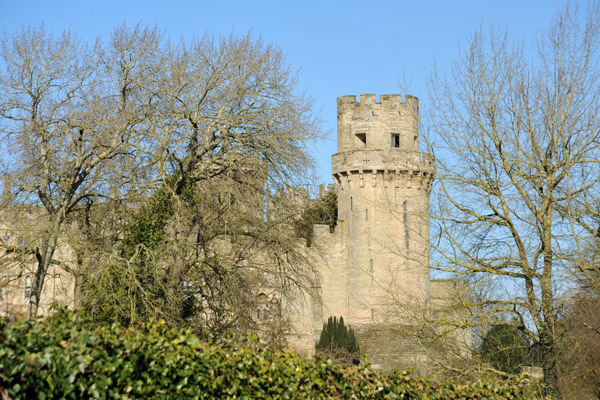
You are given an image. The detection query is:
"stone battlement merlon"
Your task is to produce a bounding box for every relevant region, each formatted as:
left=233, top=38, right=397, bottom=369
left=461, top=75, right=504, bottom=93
left=337, top=94, right=418, bottom=111
left=318, top=183, right=336, bottom=199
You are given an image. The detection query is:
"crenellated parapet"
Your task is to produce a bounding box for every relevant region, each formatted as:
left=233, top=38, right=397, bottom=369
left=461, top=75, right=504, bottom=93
left=337, top=94, right=418, bottom=112
left=318, top=183, right=336, bottom=199
left=270, top=186, right=309, bottom=206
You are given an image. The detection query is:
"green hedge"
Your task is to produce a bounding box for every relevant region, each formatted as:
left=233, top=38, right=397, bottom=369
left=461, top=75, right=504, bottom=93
left=1, top=310, right=527, bottom=399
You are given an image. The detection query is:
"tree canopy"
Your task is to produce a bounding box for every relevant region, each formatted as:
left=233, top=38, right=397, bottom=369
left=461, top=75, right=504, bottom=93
left=0, top=23, right=320, bottom=324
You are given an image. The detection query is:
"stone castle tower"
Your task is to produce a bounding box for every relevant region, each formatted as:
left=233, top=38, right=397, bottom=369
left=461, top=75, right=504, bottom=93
left=286, top=94, right=441, bottom=368
left=311, top=93, right=434, bottom=321
left=331, top=93, right=434, bottom=324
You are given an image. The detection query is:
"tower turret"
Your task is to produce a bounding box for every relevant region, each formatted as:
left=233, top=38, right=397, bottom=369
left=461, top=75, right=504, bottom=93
left=332, top=94, right=434, bottom=325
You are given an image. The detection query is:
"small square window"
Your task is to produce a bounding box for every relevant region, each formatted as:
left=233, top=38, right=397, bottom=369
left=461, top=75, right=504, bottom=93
left=355, top=133, right=366, bottom=147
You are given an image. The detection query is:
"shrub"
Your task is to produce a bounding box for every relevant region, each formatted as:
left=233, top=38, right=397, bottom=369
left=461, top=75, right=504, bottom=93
left=294, top=190, right=337, bottom=246
left=480, top=324, right=536, bottom=374
left=0, top=310, right=532, bottom=399
left=316, top=316, right=360, bottom=365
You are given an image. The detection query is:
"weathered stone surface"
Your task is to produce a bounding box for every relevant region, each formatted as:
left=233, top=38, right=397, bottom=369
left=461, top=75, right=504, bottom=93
left=355, top=324, right=437, bottom=373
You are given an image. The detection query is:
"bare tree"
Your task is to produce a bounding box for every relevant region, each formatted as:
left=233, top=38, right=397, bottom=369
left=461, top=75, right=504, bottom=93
left=142, top=32, right=318, bottom=192
left=0, top=25, right=154, bottom=320
left=425, top=2, right=600, bottom=395
left=0, top=23, right=320, bottom=322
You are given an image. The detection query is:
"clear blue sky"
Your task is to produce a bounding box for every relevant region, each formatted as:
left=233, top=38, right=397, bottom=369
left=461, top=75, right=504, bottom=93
left=0, top=0, right=568, bottom=183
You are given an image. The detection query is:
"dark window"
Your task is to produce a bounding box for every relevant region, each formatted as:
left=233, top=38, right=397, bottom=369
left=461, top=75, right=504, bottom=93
left=391, top=134, right=400, bottom=148
left=365, top=208, right=369, bottom=220
left=355, top=133, right=366, bottom=147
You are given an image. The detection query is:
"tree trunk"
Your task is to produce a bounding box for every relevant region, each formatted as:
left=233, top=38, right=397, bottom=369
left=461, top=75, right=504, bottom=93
left=540, top=325, right=558, bottom=397
left=28, top=215, right=63, bottom=321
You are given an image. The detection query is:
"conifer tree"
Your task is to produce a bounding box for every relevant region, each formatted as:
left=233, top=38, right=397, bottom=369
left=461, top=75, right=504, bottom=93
left=316, top=316, right=360, bottom=365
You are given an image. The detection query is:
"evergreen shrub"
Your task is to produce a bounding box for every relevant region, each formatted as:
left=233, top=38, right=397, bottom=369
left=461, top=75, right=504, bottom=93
left=0, top=310, right=531, bottom=399
left=315, top=316, right=360, bottom=365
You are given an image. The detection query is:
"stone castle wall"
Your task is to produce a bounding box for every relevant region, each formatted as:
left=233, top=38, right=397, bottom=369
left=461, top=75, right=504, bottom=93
left=0, top=207, right=76, bottom=319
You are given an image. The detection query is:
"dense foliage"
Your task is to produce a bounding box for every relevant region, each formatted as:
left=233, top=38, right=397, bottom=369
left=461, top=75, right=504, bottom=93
left=81, top=179, right=195, bottom=328
left=316, top=316, right=360, bottom=365
left=556, top=296, right=600, bottom=398
left=0, top=311, right=532, bottom=399
left=293, top=190, right=337, bottom=246
left=479, top=324, right=538, bottom=375
left=80, top=166, right=304, bottom=343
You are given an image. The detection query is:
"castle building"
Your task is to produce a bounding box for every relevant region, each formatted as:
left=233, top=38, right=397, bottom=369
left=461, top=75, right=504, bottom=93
left=286, top=94, right=458, bottom=370
left=1, top=93, right=467, bottom=371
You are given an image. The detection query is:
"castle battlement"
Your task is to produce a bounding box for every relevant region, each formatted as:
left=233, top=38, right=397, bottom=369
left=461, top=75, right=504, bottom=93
left=272, top=186, right=309, bottom=204
left=337, top=94, right=418, bottom=111
left=318, top=183, right=336, bottom=199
